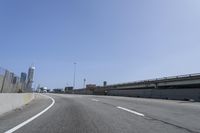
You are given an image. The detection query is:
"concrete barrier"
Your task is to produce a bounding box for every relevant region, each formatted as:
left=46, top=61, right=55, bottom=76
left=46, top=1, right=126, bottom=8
left=107, top=88, right=200, bottom=101
left=0, top=93, right=35, bottom=115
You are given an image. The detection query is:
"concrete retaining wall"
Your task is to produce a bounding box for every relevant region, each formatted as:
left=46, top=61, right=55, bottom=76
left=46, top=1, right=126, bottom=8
left=107, top=88, right=200, bottom=101
left=0, top=93, right=35, bottom=115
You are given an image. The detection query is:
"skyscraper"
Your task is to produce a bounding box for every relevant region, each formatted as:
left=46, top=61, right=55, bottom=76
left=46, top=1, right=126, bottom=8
left=20, top=72, right=27, bottom=83
left=20, top=72, right=27, bottom=92
left=26, top=66, right=35, bottom=92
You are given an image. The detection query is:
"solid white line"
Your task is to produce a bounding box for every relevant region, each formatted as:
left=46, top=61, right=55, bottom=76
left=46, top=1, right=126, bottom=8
left=117, top=106, right=145, bottom=117
left=91, top=99, right=99, bottom=102
left=5, top=94, right=55, bottom=133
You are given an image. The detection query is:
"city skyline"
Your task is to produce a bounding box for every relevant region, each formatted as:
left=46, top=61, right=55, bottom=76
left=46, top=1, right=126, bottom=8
left=1, top=0, right=200, bottom=89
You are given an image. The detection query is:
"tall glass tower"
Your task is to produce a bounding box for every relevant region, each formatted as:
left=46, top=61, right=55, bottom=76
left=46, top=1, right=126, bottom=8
left=26, top=66, right=35, bottom=92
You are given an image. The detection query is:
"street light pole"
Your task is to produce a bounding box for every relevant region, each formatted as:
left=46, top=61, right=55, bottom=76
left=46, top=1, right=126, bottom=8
left=83, top=78, right=86, bottom=88
left=73, top=62, right=76, bottom=89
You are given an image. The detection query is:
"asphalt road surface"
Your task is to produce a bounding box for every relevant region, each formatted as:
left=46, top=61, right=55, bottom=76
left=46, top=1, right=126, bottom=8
left=0, top=93, right=200, bottom=133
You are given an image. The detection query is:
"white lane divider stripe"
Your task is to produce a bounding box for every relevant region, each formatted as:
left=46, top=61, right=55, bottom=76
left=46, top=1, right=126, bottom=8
left=91, top=99, right=99, bottom=102
left=117, top=106, right=145, bottom=117
left=5, top=94, right=55, bottom=133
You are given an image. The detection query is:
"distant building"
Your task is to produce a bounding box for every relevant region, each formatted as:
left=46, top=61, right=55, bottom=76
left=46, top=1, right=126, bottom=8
left=86, top=84, right=96, bottom=89
left=10, top=72, right=14, bottom=84
left=86, top=84, right=97, bottom=91
left=26, top=66, right=35, bottom=92
left=103, top=81, right=107, bottom=87
left=65, top=86, right=73, bottom=91
left=39, top=87, right=48, bottom=93
left=53, top=88, right=63, bottom=93
left=20, top=72, right=27, bottom=83
left=13, top=76, right=19, bottom=84
left=20, top=72, right=27, bottom=92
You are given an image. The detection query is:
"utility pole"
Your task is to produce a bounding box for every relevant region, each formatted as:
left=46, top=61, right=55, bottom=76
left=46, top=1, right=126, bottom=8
left=73, top=62, right=76, bottom=89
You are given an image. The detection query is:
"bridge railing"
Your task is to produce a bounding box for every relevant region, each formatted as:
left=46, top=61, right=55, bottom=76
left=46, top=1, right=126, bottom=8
left=106, top=73, right=200, bottom=87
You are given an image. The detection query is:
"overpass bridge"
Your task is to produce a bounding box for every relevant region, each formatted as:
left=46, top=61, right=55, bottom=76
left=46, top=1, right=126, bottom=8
left=105, top=73, right=200, bottom=90
left=81, top=73, right=200, bottom=101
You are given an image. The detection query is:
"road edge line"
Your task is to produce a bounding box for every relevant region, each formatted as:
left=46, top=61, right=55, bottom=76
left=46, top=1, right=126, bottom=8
left=4, top=94, right=55, bottom=133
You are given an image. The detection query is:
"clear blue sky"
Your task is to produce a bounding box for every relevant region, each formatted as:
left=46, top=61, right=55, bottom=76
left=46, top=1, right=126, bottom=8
left=0, top=0, right=200, bottom=89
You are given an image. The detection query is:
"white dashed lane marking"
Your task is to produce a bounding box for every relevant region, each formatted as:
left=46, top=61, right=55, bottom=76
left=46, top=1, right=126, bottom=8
left=91, top=99, right=99, bottom=102
left=117, top=106, right=145, bottom=117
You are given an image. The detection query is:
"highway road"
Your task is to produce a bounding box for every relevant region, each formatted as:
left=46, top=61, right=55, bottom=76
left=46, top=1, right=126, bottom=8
left=0, top=93, right=200, bottom=133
